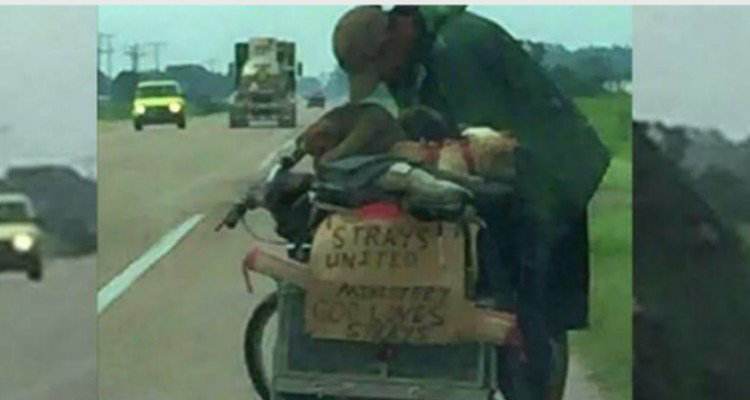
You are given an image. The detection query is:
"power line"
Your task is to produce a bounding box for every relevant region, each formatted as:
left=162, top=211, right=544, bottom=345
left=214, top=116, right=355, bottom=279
left=97, top=33, right=115, bottom=78
left=124, top=43, right=146, bottom=73
left=145, top=41, right=167, bottom=72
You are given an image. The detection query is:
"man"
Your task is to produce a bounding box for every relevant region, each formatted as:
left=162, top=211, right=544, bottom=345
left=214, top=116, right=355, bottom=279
left=331, top=6, right=611, bottom=400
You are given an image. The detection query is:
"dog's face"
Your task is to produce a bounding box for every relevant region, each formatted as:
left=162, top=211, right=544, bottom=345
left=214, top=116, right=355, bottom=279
left=465, top=130, right=519, bottom=178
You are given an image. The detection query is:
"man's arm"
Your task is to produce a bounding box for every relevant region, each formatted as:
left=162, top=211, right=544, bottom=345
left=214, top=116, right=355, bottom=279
left=321, top=104, right=407, bottom=162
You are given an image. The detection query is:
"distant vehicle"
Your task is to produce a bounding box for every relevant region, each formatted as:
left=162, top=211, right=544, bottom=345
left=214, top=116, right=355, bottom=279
left=6, top=165, right=97, bottom=255
left=306, top=91, right=326, bottom=108
left=132, top=80, right=187, bottom=131
left=0, top=193, right=42, bottom=281
left=229, top=37, right=302, bottom=128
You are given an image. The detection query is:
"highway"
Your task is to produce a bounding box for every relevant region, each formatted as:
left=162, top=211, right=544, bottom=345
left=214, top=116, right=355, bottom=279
left=0, top=255, right=97, bottom=400
left=98, top=111, right=315, bottom=399
left=97, top=111, right=603, bottom=399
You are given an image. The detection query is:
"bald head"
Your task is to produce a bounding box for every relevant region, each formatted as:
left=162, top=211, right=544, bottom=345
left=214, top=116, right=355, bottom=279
left=333, top=6, right=423, bottom=100
left=333, top=6, right=388, bottom=73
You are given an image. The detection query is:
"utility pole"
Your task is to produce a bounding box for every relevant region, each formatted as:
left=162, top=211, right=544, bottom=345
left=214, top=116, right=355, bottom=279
left=145, top=41, right=167, bottom=72
left=124, top=43, right=146, bottom=73
left=98, top=33, right=115, bottom=78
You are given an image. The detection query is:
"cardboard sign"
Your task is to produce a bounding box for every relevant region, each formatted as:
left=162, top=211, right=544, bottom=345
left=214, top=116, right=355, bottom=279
left=305, top=212, right=470, bottom=344
left=243, top=215, right=514, bottom=344
left=308, top=213, right=465, bottom=285
left=305, top=281, right=462, bottom=343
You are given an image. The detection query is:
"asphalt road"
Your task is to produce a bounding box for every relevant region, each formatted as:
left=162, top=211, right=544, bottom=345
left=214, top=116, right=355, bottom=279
left=0, top=255, right=96, bottom=400
left=97, top=111, right=604, bottom=399
left=98, top=112, right=315, bottom=400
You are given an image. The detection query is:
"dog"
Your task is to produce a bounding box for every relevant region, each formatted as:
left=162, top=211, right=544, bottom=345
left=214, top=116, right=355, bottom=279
left=301, top=103, right=518, bottom=181
left=390, top=126, right=519, bottom=182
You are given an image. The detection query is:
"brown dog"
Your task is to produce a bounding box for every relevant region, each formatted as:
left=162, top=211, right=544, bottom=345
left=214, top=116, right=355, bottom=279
left=390, top=126, right=519, bottom=181
left=301, top=103, right=518, bottom=181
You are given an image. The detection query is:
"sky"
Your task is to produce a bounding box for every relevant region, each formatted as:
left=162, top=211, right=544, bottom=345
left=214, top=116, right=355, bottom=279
left=98, top=5, right=632, bottom=79
left=0, top=7, right=96, bottom=169
left=634, top=6, right=750, bottom=141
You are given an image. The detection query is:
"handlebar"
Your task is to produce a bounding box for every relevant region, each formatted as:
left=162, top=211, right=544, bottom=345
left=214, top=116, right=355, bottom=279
left=214, top=202, right=248, bottom=231
left=215, top=139, right=306, bottom=232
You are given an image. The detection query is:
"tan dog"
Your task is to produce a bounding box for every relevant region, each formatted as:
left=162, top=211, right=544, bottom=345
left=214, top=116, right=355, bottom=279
left=300, top=103, right=518, bottom=181
left=390, top=127, right=519, bottom=181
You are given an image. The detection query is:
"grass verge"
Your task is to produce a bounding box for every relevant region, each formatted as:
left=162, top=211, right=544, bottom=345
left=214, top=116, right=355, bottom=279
left=569, top=93, right=632, bottom=400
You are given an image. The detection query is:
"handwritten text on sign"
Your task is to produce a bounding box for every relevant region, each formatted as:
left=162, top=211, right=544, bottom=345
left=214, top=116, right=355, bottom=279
left=310, top=215, right=446, bottom=284
left=326, top=223, right=431, bottom=269
left=306, top=282, right=453, bottom=343
left=307, top=214, right=466, bottom=343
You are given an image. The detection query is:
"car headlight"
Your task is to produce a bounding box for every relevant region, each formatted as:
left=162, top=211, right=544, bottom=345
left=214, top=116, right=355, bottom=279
left=12, top=233, right=35, bottom=252
left=168, top=102, right=182, bottom=113
left=134, top=104, right=146, bottom=115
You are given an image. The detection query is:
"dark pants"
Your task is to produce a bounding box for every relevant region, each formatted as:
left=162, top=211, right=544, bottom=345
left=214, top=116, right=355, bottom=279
left=476, top=202, right=569, bottom=400
left=497, top=332, right=569, bottom=400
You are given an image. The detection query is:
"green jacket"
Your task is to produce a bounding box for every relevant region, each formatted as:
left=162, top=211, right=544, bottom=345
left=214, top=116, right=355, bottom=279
left=387, top=6, right=612, bottom=331
left=391, top=7, right=611, bottom=217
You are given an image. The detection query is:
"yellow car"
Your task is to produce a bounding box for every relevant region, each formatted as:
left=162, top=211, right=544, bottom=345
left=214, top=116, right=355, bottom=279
left=0, top=193, right=42, bottom=281
left=132, top=80, right=186, bottom=131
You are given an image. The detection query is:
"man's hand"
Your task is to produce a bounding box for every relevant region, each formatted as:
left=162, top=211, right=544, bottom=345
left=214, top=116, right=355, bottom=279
left=215, top=201, right=248, bottom=232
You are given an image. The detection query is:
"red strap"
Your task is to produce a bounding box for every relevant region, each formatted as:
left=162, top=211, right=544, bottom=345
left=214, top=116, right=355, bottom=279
left=423, top=141, right=441, bottom=165
left=357, top=202, right=402, bottom=220
left=459, top=141, right=477, bottom=174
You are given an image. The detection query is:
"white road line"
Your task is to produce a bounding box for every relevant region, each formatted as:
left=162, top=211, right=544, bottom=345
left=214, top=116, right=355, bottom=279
left=97, top=133, right=295, bottom=314
left=258, top=150, right=277, bottom=173
left=97, top=214, right=204, bottom=314
left=258, top=136, right=298, bottom=173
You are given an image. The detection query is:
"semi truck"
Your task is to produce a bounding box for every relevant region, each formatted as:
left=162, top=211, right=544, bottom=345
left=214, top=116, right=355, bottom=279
left=229, top=38, right=301, bottom=128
